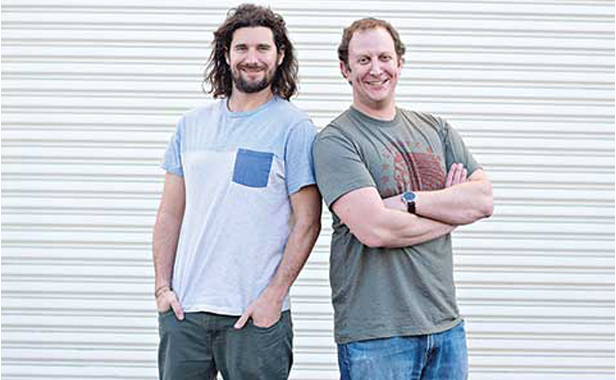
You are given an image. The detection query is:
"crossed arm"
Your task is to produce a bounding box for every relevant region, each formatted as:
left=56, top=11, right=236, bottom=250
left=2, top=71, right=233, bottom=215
left=332, top=164, right=493, bottom=249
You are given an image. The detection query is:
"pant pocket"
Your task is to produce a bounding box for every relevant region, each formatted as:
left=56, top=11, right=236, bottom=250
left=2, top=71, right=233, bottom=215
left=223, top=311, right=293, bottom=380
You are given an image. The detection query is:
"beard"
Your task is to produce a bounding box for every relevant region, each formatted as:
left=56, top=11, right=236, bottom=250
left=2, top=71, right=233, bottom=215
left=231, top=64, right=276, bottom=94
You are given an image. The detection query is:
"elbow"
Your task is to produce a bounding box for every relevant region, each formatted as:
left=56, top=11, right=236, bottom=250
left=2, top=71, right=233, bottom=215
left=482, top=200, right=494, bottom=218
left=358, top=234, right=385, bottom=249
left=461, top=181, right=493, bottom=223
left=296, top=217, right=322, bottom=242
left=472, top=181, right=493, bottom=220
left=359, top=233, right=384, bottom=248
left=312, top=219, right=322, bottom=239
left=351, top=224, right=391, bottom=248
left=481, top=181, right=494, bottom=218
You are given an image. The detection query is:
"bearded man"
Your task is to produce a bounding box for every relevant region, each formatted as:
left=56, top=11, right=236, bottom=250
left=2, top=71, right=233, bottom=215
left=152, top=4, right=321, bottom=379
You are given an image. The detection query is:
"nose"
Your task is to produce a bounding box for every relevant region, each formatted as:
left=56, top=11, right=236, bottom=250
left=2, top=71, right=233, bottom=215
left=245, top=48, right=259, bottom=64
left=369, top=60, right=383, bottom=76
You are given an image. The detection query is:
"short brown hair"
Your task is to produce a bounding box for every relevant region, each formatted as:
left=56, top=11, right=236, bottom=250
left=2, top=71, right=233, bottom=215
left=204, top=4, right=298, bottom=100
left=338, top=18, right=406, bottom=68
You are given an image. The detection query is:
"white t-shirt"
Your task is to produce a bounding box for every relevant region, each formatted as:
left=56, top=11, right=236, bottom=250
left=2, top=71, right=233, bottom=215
left=162, top=96, right=317, bottom=315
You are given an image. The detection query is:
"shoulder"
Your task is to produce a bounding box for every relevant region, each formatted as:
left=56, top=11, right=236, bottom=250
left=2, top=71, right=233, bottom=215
left=179, top=99, right=224, bottom=128
left=398, top=108, right=452, bottom=134
left=399, top=108, right=439, bottom=126
left=316, top=109, right=354, bottom=141
left=330, top=108, right=356, bottom=128
left=271, top=97, right=312, bottom=126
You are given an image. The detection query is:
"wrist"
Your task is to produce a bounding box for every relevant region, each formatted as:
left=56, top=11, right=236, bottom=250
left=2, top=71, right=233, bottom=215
left=401, top=191, right=418, bottom=214
left=264, top=285, right=287, bottom=305
left=155, top=285, right=171, bottom=298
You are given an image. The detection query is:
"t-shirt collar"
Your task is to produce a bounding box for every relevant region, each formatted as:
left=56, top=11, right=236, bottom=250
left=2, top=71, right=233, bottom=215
left=349, top=106, right=401, bottom=128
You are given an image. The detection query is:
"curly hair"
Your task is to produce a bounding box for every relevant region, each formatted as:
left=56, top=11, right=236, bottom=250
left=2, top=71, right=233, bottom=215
left=338, top=18, right=406, bottom=69
left=204, top=4, right=298, bottom=100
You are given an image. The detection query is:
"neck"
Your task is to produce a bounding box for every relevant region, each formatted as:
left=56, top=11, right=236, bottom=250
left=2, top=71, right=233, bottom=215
left=352, top=100, right=397, bottom=121
left=227, top=87, right=275, bottom=112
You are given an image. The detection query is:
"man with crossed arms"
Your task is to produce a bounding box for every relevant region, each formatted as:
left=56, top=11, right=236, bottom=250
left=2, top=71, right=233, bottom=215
left=313, top=17, right=493, bottom=380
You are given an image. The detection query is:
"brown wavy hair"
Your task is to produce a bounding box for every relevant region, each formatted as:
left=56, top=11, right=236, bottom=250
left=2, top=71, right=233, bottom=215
left=203, top=4, right=298, bottom=100
left=338, top=18, right=406, bottom=69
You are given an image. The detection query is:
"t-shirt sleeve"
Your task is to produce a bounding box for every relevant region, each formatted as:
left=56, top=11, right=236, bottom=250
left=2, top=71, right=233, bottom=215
left=439, top=118, right=482, bottom=175
left=313, top=127, right=376, bottom=209
left=161, top=116, right=185, bottom=176
left=285, top=119, right=318, bottom=195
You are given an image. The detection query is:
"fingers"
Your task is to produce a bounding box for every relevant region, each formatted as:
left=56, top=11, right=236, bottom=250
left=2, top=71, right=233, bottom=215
left=157, top=290, right=185, bottom=320
left=155, top=290, right=171, bottom=312
left=234, top=310, right=250, bottom=329
left=171, top=296, right=184, bottom=320
left=453, top=164, right=464, bottom=184
left=447, top=163, right=468, bottom=187
left=445, top=163, right=455, bottom=187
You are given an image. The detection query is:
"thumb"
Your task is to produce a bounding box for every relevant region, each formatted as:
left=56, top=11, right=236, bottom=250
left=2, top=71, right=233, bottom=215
left=234, top=311, right=250, bottom=329
left=171, top=297, right=184, bottom=321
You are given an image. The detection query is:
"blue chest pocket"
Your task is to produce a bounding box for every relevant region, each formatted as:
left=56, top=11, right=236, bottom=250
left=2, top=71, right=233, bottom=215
left=232, top=149, right=274, bottom=188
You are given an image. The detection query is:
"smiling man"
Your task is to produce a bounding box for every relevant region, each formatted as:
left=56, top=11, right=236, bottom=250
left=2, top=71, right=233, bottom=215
left=313, top=18, right=493, bottom=380
left=152, top=4, right=321, bottom=380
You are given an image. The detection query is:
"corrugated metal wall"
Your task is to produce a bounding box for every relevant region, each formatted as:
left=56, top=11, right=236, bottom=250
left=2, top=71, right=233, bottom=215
left=2, top=1, right=614, bottom=379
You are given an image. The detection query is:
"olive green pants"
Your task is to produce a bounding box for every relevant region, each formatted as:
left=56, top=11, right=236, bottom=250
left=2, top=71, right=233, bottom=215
left=158, top=310, right=293, bottom=380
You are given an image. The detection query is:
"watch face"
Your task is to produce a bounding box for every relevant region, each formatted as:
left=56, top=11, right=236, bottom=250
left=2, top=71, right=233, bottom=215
left=402, top=191, right=416, bottom=203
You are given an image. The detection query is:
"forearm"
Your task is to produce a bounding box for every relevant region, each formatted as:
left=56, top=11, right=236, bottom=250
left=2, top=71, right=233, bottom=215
left=152, top=211, right=183, bottom=289
left=264, top=218, right=321, bottom=303
left=383, top=180, right=492, bottom=226
left=416, top=179, right=493, bottom=225
left=355, top=208, right=454, bottom=248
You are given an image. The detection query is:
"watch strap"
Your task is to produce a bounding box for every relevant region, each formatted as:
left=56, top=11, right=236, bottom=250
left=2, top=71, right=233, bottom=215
left=407, top=201, right=416, bottom=214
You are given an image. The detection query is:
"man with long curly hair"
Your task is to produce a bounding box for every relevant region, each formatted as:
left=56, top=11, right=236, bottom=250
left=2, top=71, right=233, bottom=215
left=152, top=4, right=321, bottom=379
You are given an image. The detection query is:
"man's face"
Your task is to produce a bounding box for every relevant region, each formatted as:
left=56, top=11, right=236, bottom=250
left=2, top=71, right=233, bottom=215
left=226, top=26, right=283, bottom=94
left=341, top=27, right=402, bottom=111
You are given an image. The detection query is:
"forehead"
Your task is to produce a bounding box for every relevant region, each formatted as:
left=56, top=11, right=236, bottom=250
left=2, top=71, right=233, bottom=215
left=231, top=26, right=275, bottom=46
left=348, top=27, right=396, bottom=56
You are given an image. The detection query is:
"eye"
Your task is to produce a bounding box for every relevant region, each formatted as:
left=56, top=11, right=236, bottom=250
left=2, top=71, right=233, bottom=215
left=358, top=57, right=370, bottom=65
left=258, top=45, right=271, bottom=52
left=234, top=45, right=247, bottom=52
left=380, top=54, right=392, bottom=62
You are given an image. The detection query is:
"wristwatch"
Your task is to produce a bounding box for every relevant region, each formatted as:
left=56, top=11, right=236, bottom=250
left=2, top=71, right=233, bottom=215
left=401, top=191, right=417, bottom=214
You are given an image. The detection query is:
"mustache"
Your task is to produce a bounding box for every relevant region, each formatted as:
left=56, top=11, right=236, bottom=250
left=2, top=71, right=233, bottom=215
left=238, top=63, right=266, bottom=70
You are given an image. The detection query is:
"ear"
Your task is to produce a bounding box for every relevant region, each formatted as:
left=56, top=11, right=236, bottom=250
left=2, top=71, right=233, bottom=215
left=225, top=49, right=230, bottom=66
left=277, top=49, right=285, bottom=66
left=339, top=61, right=351, bottom=82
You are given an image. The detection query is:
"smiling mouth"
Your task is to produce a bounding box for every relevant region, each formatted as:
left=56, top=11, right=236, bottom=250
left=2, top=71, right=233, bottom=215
left=365, top=78, right=389, bottom=86
left=240, top=66, right=265, bottom=73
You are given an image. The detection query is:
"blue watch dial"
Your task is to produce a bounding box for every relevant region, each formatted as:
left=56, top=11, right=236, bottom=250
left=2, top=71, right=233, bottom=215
left=402, top=191, right=416, bottom=203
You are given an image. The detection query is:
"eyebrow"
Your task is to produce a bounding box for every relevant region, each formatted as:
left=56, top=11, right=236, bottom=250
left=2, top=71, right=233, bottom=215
left=232, top=42, right=273, bottom=48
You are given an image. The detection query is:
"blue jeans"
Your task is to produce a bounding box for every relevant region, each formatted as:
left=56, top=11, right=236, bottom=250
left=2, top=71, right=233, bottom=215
left=337, top=321, right=468, bottom=380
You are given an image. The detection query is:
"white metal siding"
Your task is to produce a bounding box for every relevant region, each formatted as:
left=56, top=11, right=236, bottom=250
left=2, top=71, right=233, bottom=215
left=2, top=1, right=614, bottom=379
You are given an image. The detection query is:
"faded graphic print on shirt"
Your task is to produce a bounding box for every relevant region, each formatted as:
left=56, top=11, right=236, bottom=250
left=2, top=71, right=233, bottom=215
left=380, top=140, right=446, bottom=198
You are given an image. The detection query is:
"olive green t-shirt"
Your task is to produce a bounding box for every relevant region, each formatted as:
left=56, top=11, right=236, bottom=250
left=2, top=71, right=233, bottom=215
left=313, top=107, right=481, bottom=344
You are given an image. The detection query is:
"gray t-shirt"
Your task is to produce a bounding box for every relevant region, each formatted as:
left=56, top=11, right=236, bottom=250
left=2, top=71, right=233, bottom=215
left=162, top=97, right=317, bottom=315
left=313, top=107, right=480, bottom=344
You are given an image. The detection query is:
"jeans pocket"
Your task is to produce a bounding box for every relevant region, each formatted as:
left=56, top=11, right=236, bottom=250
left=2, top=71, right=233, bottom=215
left=232, top=149, right=274, bottom=188
left=250, top=315, right=283, bottom=332
left=158, top=309, right=175, bottom=323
